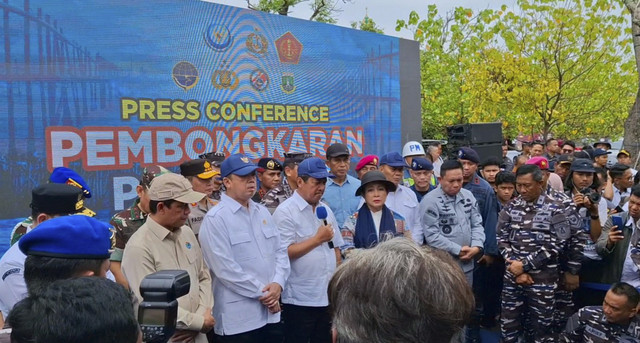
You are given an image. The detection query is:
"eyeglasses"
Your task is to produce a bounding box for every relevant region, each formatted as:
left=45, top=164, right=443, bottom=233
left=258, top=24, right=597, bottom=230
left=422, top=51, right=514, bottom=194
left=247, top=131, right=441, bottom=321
left=562, top=149, right=574, bottom=154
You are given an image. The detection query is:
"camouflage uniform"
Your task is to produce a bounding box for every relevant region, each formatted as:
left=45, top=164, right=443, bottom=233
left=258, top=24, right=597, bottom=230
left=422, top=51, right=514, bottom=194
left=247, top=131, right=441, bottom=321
left=9, top=216, right=33, bottom=247
left=498, top=191, right=582, bottom=343
left=109, top=165, right=169, bottom=262
left=556, top=306, right=640, bottom=342
left=549, top=187, right=587, bottom=333
left=261, top=178, right=294, bottom=214
left=186, top=197, right=218, bottom=236
left=109, top=199, right=147, bottom=262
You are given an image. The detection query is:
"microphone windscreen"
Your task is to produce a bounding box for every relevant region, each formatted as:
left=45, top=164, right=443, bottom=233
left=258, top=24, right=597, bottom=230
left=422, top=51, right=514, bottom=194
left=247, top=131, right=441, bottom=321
left=316, top=206, right=328, bottom=220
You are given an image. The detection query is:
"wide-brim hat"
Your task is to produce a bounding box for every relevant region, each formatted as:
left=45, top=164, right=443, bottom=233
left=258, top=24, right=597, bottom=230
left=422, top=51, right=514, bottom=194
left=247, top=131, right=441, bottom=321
left=355, top=171, right=397, bottom=196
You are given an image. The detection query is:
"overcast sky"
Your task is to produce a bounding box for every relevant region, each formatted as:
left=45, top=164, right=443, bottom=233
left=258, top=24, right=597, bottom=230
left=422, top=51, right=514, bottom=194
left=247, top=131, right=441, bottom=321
left=210, top=0, right=517, bottom=39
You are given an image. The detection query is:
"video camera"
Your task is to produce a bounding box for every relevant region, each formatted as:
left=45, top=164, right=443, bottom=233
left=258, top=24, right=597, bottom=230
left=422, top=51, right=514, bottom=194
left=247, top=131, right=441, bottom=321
left=138, top=270, right=190, bottom=343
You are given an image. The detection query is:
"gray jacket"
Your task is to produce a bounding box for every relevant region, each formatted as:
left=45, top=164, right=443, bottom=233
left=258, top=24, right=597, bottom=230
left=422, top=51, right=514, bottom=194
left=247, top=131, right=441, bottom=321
left=595, top=212, right=635, bottom=285
left=420, top=186, right=485, bottom=273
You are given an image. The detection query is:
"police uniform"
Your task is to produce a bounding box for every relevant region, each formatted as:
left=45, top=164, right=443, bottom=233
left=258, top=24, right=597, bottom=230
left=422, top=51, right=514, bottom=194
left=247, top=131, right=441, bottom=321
left=252, top=157, right=283, bottom=203
left=419, top=185, right=485, bottom=284
left=9, top=166, right=94, bottom=246
left=261, top=152, right=311, bottom=214
left=498, top=191, right=580, bottom=343
left=199, top=154, right=290, bottom=339
left=408, top=157, right=435, bottom=203
left=557, top=306, right=640, bottom=342
left=0, top=184, right=105, bottom=319
left=109, top=165, right=169, bottom=263
left=181, top=159, right=220, bottom=236
left=199, top=151, right=226, bottom=201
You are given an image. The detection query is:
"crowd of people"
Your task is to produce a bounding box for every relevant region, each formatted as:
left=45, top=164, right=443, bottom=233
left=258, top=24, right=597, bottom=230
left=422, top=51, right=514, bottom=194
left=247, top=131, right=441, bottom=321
left=0, top=137, right=640, bottom=343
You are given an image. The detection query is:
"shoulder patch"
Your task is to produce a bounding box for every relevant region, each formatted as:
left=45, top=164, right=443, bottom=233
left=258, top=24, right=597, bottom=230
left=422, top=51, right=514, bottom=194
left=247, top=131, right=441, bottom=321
left=2, top=268, right=21, bottom=281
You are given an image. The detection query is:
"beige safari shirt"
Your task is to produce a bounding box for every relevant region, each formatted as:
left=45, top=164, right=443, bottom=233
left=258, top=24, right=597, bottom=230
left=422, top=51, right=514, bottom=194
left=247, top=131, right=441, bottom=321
left=186, top=198, right=218, bottom=236
left=122, top=216, right=213, bottom=343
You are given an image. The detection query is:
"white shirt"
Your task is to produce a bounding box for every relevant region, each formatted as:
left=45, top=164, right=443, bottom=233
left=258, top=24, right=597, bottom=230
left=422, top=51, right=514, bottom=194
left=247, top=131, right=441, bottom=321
left=0, top=243, right=27, bottom=317
left=199, top=194, right=290, bottom=336
left=273, top=191, right=344, bottom=307
left=621, top=218, right=640, bottom=288
left=386, top=185, right=421, bottom=244
left=371, top=210, right=382, bottom=237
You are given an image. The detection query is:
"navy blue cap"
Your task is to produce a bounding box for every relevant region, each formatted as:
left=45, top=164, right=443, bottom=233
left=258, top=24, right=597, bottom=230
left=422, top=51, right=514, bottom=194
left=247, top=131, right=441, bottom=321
left=19, top=216, right=113, bottom=259
left=379, top=152, right=406, bottom=167
left=31, top=183, right=95, bottom=217
left=592, top=148, right=611, bottom=157
left=297, top=157, right=335, bottom=179
left=410, top=157, right=434, bottom=171
left=221, top=154, right=258, bottom=178
left=49, top=167, right=92, bottom=198
left=457, top=147, right=480, bottom=164
left=570, top=158, right=595, bottom=173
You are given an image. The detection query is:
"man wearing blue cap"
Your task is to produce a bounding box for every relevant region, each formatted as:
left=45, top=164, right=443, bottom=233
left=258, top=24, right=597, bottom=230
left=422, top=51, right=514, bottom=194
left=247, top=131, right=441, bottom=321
left=199, top=154, right=290, bottom=342
left=378, top=152, right=422, bottom=245
left=409, top=157, right=435, bottom=202
left=9, top=166, right=94, bottom=246
left=273, top=157, right=344, bottom=343
left=0, top=183, right=94, bottom=323
left=122, top=173, right=214, bottom=343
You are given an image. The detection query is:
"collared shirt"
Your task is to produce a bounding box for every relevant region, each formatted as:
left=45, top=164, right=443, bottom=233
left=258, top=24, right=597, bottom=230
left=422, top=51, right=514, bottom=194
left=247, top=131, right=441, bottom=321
left=273, top=191, right=344, bottom=307
left=464, top=174, right=499, bottom=255
left=0, top=243, right=27, bottom=318
left=9, top=217, right=33, bottom=247
left=621, top=217, right=640, bottom=288
left=419, top=186, right=485, bottom=274
left=613, top=186, right=631, bottom=210
left=109, top=199, right=147, bottom=262
left=383, top=184, right=420, bottom=244
left=186, top=197, right=218, bottom=235
left=560, top=306, right=640, bottom=342
left=122, top=216, right=213, bottom=343
left=199, top=193, right=290, bottom=336
left=322, top=175, right=361, bottom=228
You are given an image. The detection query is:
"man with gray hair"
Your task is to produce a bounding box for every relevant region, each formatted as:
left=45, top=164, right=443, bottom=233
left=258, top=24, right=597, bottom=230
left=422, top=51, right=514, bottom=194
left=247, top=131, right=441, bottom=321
left=328, top=238, right=475, bottom=342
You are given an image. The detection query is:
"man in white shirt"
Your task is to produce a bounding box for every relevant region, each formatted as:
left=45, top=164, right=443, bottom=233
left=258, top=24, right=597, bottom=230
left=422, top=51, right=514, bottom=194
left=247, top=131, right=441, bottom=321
left=273, top=157, right=344, bottom=343
left=610, top=163, right=634, bottom=212
left=199, top=154, right=290, bottom=342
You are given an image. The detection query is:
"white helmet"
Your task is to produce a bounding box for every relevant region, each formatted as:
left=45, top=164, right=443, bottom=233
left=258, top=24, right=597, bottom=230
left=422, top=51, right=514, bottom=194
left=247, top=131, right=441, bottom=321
left=402, top=141, right=425, bottom=157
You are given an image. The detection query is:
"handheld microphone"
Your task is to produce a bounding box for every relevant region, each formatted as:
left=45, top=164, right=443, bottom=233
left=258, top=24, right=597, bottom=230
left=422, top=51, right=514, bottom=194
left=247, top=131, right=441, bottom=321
left=315, top=206, right=334, bottom=249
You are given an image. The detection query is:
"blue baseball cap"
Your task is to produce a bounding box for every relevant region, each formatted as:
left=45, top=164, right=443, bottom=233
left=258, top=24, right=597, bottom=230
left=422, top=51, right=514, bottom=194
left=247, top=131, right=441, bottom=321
left=19, top=216, right=113, bottom=259
left=410, top=157, right=434, bottom=171
left=457, top=147, right=480, bottom=164
left=220, top=154, right=258, bottom=178
left=592, top=148, right=611, bottom=158
left=49, top=167, right=92, bottom=198
left=379, top=152, right=406, bottom=168
left=298, top=157, right=335, bottom=179
left=570, top=158, right=596, bottom=173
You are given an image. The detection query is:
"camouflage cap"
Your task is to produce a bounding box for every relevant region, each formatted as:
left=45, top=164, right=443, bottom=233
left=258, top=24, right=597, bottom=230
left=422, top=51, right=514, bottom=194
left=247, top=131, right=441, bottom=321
left=140, top=165, right=171, bottom=188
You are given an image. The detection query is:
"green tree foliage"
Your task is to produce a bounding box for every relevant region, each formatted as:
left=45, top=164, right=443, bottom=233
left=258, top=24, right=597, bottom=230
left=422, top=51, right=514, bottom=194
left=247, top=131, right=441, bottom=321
left=397, top=0, right=636, bottom=140
left=248, top=0, right=350, bottom=23
left=351, top=12, right=384, bottom=33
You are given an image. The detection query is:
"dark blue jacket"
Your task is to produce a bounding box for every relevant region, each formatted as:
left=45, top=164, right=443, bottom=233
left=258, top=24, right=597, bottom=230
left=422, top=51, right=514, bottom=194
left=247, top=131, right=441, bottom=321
left=464, top=174, right=499, bottom=255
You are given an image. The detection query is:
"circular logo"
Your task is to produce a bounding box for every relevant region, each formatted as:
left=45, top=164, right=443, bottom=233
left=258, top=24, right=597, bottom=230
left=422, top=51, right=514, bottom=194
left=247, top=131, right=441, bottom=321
left=250, top=69, right=269, bottom=91
left=172, top=61, right=199, bottom=91
left=204, top=24, right=232, bottom=51
left=442, top=225, right=452, bottom=234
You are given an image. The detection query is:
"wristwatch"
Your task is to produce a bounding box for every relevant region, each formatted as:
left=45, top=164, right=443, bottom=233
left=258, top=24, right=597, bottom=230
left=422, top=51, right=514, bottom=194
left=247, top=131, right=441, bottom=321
left=522, top=260, right=533, bottom=273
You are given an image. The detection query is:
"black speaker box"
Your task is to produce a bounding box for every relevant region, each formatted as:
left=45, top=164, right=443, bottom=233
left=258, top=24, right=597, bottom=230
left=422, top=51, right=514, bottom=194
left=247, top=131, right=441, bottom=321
left=447, top=143, right=503, bottom=164
left=447, top=123, right=503, bottom=145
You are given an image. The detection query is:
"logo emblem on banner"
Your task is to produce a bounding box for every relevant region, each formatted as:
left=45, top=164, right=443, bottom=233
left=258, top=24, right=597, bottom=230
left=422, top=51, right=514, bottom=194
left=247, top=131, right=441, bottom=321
left=250, top=69, right=269, bottom=91
left=275, top=32, right=302, bottom=64
left=246, top=29, right=268, bottom=56
left=281, top=73, right=296, bottom=94
left=212, top=61, right=239, bottom=90
left=204, top=24, right=233, bottom=51
left=172, top=61, right=199, bottom=91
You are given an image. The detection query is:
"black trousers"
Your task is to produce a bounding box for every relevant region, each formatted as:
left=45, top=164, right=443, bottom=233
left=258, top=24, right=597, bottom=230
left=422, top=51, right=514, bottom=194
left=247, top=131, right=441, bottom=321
left=211, top=322, right=284, bottom=343
left=282, top=304, right=331, bottom=343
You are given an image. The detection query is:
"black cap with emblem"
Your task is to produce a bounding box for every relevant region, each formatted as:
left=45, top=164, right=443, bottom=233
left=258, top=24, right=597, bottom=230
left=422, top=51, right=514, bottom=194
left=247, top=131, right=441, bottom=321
left=30, top=183, right=93, bottom=216
left=257, top=158, right=283, bottom=172
left=284, top=152, right=313, bottom=166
